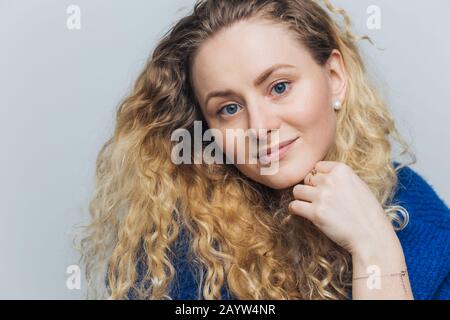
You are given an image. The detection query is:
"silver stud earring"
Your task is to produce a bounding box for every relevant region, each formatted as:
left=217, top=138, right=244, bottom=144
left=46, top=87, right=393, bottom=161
left=332, top=100, right=342, bottom=110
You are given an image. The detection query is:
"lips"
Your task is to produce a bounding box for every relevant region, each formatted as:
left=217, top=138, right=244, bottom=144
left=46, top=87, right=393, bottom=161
left=257, top=137, right=299, bottom=161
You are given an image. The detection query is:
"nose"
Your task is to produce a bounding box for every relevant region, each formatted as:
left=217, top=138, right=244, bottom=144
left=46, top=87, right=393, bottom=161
left=247, top=100, right=280, bottom=143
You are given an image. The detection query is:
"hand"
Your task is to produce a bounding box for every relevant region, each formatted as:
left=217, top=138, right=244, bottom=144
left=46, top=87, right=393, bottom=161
left=288, top=161, right=397, bottom=254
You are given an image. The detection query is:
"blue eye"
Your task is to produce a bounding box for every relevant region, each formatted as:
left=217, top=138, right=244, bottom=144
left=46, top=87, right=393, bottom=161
left=218, top=103, right=241, bottom=116
left=271, top=81, right=290, bottom=95
left=217, top=81, right=291, bottom=117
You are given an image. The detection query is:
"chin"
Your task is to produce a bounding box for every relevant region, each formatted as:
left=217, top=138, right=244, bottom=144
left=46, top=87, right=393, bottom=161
left=244, top=162, right=307, bottom=190
left=262, top=170, right=304, bottom=189
left=234, top=148, right=314, bottom=189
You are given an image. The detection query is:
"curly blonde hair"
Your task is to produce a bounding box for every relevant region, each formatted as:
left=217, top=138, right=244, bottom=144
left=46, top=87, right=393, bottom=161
left=78, top=0, right=416, bottom=300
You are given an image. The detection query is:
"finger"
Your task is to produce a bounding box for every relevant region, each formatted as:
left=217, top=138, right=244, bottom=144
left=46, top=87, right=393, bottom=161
left=315, top=161, right=341, bottom=174
left=292, top=184, right=316, bottom=203
left=288, top=200, right=315, bottom=221
left=303, top=170, right=326, bottom=187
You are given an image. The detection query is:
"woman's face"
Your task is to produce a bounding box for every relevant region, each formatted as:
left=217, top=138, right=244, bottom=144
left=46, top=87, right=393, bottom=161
left=191, top=18, right=347, bottom=189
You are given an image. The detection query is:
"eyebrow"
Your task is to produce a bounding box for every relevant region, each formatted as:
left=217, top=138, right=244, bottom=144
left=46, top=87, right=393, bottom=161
left=203, top=63, right=296, bottom=108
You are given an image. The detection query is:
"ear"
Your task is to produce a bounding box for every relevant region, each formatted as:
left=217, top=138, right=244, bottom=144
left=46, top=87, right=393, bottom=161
left=326, top=49, right=348, bottom=103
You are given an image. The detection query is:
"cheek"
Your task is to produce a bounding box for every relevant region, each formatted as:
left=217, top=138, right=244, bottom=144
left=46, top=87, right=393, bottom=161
left=302, top=109, right=336, bottom=161
left=288, top=77, right=334, bottom=132
left=211, top=128, right=249, bottom=163
left=285, top=79, right=336, bottom=156
left=301, top=96, right=335, bottom=138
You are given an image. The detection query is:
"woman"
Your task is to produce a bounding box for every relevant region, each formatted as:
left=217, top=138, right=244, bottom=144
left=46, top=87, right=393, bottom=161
left=79, top=0, right=450, bottom=300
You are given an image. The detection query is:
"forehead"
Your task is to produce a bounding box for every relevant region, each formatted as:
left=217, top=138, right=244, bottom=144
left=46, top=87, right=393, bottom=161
left=191, top=18, right=313, bottom=101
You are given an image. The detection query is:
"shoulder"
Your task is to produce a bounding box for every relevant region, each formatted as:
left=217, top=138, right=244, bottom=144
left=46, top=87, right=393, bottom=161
left=391, top=162, right=450, bottom=299
left=393, top=163, right=449, bottom=224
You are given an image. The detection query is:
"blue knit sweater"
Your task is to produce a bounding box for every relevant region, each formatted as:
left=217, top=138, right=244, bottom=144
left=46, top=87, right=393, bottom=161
left=130, top=164, right=450, bottom=300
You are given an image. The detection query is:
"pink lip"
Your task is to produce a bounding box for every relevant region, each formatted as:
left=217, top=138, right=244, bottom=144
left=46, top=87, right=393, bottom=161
left=258, top=137, right=300, bottom=164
